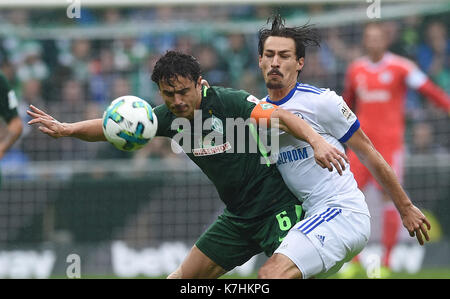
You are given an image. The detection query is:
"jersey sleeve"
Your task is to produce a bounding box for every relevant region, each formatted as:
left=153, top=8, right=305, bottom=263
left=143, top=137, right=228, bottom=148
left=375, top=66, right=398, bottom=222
left=0, top=74, right=19, bottom=123
left=401, top=60, right=450, bottom=112
left=317, top=90, right=360, bottom=143
left=417, top=80, right=450, bottom=112
left=405, top=65, right=428, bottom=89
left=250, top=101, right=279, bottom=126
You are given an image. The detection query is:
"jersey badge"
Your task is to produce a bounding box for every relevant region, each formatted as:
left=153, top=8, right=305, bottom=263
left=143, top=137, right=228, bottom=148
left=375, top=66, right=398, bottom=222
left=261, top=103, right=275, bottom=110
left=340, top=101, right=353, bottom=120
left=211, top=115, right=223, bottom=134
left=379, top=71, right=393, bottom=84
left=293, top=112, right=304, bottom=119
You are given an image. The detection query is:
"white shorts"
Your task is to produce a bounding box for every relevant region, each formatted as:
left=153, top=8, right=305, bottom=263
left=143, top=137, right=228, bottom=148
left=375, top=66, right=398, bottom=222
left=274, top=208, right=371, bottom=279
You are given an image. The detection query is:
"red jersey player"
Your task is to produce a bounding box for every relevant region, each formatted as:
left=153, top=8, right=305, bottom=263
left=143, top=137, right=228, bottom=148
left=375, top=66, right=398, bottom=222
left=343, top=22, right=450, bottom=274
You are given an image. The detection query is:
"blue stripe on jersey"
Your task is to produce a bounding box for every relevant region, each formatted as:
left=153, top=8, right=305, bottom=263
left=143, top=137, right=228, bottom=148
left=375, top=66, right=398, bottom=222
left=301, top=209, right=336, bottom=235
left=298, top=208, right=331, bottom=232
left=297, top=215, right=320, bottom=231
left=338, top=119, right=360, bottom=143
left=265, top=83, right=300, bottom=105
left=265, top=82, right=324, bottom=104
left=298, top=83, right=324, bottom=93
left=300, top=208, right=342, bottom=235
left=304, top=209, right=342, bottom=235
left=296, top=87, right=322, bottom=95
left=325, top=209, right=342, bottom=222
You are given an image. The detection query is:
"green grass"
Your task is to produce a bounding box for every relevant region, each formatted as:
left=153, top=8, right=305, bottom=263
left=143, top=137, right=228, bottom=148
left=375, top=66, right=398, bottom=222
left=220, top=269, right=450, bottom=279
left=51, top=268, right=450, bottom=279
left=328, top=268, right=450, bottom=279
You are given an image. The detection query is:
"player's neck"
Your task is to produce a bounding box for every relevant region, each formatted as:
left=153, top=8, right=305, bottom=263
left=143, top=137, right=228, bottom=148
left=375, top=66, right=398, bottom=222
left=268, top=81, right=297, bottom=102
left=368, top=51, right=385, bottom=64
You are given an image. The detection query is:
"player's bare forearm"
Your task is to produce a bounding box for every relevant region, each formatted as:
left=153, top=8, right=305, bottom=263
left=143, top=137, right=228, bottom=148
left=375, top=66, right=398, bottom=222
left=346, top=129, right=412, bottom=212
left=271, top=108, right=348, bottom=175
left=27, top=104, right=106, bottom=142
left=271, top=108, right=321, bottom=146
left=346, top=129, right=431, bottom=244
left=66, top=119, right=106, bottom=142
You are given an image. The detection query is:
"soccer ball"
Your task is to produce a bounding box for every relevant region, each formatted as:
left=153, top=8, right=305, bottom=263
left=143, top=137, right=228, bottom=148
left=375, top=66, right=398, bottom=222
left=102, top=95, right=158, bottom=151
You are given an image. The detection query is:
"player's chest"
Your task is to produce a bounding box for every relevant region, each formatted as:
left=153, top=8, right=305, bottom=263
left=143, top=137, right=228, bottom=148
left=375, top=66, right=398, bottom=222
left=355, top=67, right=402, bottom=90
left=278, top=104, right=317, bottom=149
left=173, top=109, right=246, bottom=157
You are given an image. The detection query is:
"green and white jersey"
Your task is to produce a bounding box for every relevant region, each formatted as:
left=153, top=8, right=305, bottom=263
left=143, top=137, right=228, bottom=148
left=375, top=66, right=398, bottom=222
left=0, top=73, right=19, bottom=123
left=154, top=86, right=298, bottom=220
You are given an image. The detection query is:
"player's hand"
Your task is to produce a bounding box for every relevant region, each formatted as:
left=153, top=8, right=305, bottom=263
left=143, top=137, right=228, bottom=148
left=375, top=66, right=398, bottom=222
left=312, top=139, right=349, bottom=176
left=401, top=204, right=431, bottom=245
left=27, top=105, right=69, bottom=138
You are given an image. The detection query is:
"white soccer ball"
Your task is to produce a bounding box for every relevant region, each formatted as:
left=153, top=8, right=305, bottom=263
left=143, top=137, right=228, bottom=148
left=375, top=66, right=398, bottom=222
left=102, top=95, right=158, bottom=151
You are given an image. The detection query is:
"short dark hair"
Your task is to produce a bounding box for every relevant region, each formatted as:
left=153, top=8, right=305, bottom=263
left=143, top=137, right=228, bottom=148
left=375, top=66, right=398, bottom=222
left=258, top=14, right=321, bottom=60
left=151, top=51, right=201, bottom=88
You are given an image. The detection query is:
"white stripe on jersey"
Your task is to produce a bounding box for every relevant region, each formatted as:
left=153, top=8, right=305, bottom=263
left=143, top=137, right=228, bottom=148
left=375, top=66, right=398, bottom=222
left=406, top=68, right=427, bottom=89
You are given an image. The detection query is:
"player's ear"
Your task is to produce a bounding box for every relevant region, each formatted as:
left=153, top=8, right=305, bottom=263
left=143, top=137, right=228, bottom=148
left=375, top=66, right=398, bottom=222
left=200, top=77, right=210, bottom=88
left=297, top=57, right=305, bottom=72
left=196, top=76, right=203, bottom=90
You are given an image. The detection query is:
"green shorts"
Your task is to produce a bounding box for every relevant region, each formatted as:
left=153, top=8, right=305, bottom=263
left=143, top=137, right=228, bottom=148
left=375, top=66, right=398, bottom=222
left=195, top=203, right=303, bottom=271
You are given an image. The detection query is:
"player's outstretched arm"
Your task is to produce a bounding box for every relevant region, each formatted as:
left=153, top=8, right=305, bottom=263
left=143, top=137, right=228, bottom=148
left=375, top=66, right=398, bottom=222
left=346, top=128, right=431, bottom=245
left=27, top=104, right=106, bottom=142
left=405, top=64, right=450, bottom=113
left=271, top=108, right=349, bottom=175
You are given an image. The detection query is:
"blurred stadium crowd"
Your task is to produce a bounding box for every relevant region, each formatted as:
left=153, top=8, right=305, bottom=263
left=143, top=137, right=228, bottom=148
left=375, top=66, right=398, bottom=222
left=0, top=6, right=448, bottom=166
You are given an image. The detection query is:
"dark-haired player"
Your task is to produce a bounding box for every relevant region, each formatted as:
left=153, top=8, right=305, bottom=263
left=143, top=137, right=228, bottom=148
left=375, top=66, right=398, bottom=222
left=254, top=15, right=431, bottom=279
left=0, top=71, right=22, bottom=187
left=27, top=50, right=347, bottom=278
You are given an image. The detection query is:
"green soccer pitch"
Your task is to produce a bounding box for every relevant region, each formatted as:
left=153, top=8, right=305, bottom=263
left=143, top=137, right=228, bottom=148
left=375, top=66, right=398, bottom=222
left=51, top=268, right=450, bottom=279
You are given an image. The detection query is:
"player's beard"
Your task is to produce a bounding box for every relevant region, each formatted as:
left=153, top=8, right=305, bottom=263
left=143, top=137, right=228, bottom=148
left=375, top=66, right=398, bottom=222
left=266, top=80, right=284, bottom=90
left=266, top=69, right=284, bottom=89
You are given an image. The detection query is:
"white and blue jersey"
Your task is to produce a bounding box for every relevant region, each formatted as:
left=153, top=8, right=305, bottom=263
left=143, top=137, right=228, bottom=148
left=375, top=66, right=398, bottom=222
left=265, top=82, right=369, bottom=217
